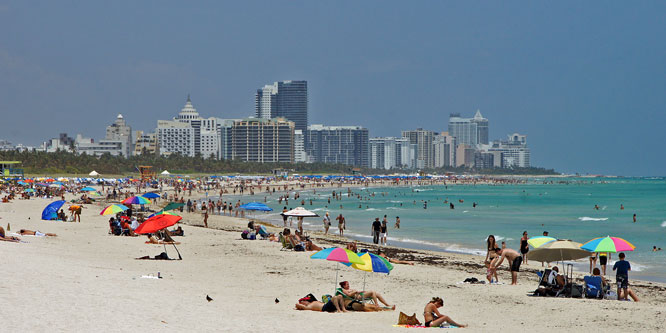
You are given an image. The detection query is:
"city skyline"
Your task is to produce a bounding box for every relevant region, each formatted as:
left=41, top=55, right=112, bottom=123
left=1, top=2, right=664, bottom=175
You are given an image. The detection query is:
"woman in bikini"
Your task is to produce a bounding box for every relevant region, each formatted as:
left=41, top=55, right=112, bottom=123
left=423, top=297, right=467, bottom=328
left=485, top=235, right=499, bottom=283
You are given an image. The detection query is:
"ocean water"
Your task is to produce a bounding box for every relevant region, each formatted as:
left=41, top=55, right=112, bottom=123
left=222, top=177, right=666, bottom=282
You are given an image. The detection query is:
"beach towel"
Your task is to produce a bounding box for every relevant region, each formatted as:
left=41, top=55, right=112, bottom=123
left=392, top=324, right=458, bottom=328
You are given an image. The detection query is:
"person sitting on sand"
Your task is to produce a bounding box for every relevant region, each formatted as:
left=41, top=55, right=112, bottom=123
left=19, top=229, right=57, bottom=237
left=346, top=241, right=358, bottom=253
left=0, top=226, right=20, bottom=242
left=146, top=235, right=181, bottom=245
left=284, top=228, right=321, bottom=251
left=339, top=281, right=394, bottom=309
left=294, top=294, right=347, bottom=313
left=377, top=249, right=414, bottom=265
left=168, top=226, right=184, bottom=236
left=423, top=297, right=467, bottom=328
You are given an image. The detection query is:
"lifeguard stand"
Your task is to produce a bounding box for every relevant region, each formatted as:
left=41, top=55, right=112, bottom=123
left=138, top=166, right=156, bottom=181
left=0, top=161, right=24, bottom=179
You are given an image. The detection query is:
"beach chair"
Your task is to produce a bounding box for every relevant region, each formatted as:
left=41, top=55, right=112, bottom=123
left=584, top=276, right=603, bottom=299
left=537, top=269, right=554, bottom=288
left=335, top=288, right=375, bottom=305
left=279, top=233, right=293, bottom=251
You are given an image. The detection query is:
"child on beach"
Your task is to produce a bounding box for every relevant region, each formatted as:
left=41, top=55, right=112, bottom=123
left=613, top=252, right=637, bottom=301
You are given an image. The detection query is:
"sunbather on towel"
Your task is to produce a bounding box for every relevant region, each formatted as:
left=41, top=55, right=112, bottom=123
left=377, top=249, right=414, bottom=265
left=19, top=229, right=57, bottom=237
left=295, top=295, right=347, bottom=313
left=0, top=226, right=20, bottom=242
left=339, top=281, right=394, bottom=309
left=423, top=297, right=467, bottom=328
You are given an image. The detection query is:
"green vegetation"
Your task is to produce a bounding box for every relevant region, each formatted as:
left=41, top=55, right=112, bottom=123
left=0, top=150, right=557, bottom=176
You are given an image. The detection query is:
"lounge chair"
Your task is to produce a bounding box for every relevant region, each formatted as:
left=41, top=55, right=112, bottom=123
left=279, top=233, right=293, bottom=251
left=335, top=288, right=374, bottom=305
left=584, top=276, right=604, bottom=299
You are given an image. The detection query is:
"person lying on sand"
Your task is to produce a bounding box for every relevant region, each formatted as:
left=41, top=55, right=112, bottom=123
left=339, top=281, right=394, bottom=309
left=295, top=294, right=347, bottom=313
left=423, top=297, right=467, bottom=328
left=145, top=235, right=181, bottom=245
left=0, top=226, right=20, bottom=242
left=167, top=226, right=184, bottom=236
left=19, top=229, right=57, bottom=237
left=377, top=249, right=414, bottom=265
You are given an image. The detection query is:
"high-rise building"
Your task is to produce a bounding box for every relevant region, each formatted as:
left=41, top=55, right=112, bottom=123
left=306, top=125, right=369, bottom=167
left=75, top=134, right=125, bottom=157
left=455, top=144, right=476, bottom=167
left=294, top=130, right=308, bottom=163
left=105, top=114, right=133, bottom=157
left=133, top=131, right=157, bottom=156
left=448, top=110, right=489, bottom=146
left=401, top=129, right=435, bottom=169
left=255, top=80, right=308, bottom=134
left=369, top=137, right=397, bottom=170
left=157, top=96, right=222, bottom=159
left=433, top=132, right=456, bottom=168
left=487, top=133, right=530, bottom=168
left=474, top=151, right=495, bottom=169
left=231, top=118, right=294, bottom=163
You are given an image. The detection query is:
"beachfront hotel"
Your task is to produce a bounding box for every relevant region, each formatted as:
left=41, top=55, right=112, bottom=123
left=255, top=80, right=308, bottom=135
left=306, top=124, right=369, bottom=167
left=401, top=129, right=436, bottom=169
left=448, top=110, right=489, bottom=146
left=231, top=117, right=295, bottom=163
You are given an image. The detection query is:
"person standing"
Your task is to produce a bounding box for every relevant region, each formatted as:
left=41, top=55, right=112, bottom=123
left=599, top=252, right=610, bottom=275
left=282, top=206, right=288, bottom=226
left=380, top=218, right=388, bottom=246
left=520, top=231, right=529, bottom=264
left=394, top=216, right=400, bottom=229
left=371, top=218, right=381, bottom=244
left=336, top=214, right=346, bottom=236
left=323, top=212, right=331, bottom=235
left=203, top=210, right=208, bottom=228
left=613, top=252, right=631, bottom=301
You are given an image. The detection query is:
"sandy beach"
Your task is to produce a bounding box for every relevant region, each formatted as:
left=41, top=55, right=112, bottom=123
left=1, top=190, right=666, bottom=332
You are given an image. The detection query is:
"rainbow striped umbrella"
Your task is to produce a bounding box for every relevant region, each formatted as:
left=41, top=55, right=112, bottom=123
left=311, top=247, right=365, bottom=292
left=581, top=236, right=635, bottom=253
left=99, top=204, right=129, bottom=215
left=148, top=210, right=179, bottom=218
left=122, top=196, right=151, bottom=205
left=347, top=252, right=394, bottom=274
left=528, top=236, right=557, bottom=248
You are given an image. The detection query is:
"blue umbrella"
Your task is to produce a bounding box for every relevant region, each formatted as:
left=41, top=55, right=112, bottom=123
left=41, top=200, right=66, bottom=220
left=81, top=187, right=96, bottom=192
left=239, top=202, right=273, bottom=212
left=141, top=192, right=161, bottom=199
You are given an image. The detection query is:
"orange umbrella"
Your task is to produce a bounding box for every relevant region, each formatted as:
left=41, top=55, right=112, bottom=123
left=134, top=214, right=182, bottom=234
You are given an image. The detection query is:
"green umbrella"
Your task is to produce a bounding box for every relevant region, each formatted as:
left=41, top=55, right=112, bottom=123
left=162, top=202, right=185, bottom=211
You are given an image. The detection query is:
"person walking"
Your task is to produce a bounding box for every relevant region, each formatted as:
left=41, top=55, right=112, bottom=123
left=520, top=231, right=529, bottom=264
left=336, top=214, right=346, bottom=236
left=371, top=218, right=381, bottom=244
left=380, top=218, right=388, bottom=246
left=323, top=212, right=331, bottom=235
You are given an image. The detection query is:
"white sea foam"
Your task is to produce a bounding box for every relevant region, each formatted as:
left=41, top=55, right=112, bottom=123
left=661, top=221, right=666, bottom=227
left=462, top=210, right=469, bottom=213
left=578, top=217, right=609, bottom=221
left=365, top=208, right=380, bottom=211
left=386, top=207, right=403, bottom=210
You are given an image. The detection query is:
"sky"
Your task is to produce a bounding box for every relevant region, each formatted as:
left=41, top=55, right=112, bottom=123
left=1, top=1, right=664, bottom=176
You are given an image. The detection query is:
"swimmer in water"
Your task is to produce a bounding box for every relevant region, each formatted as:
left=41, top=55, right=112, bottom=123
left=633, top=214, right=637, bottom=223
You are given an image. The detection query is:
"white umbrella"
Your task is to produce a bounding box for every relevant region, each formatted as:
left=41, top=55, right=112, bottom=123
left=281, top=206, right=319, bottom=217
left=89, top=170, right=99, bottom=176
left=161, top=170, right=171, bottom=175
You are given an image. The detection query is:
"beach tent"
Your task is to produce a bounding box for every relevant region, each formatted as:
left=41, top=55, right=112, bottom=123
left=89, top=170, right=99, bottom=176
left=281, top=207, right=319, bottom=217
left=161, top=170, right=170, bottom=175
left=41, top=200, right=66, bottom=220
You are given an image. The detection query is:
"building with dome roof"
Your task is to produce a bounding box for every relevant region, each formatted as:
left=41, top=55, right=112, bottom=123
left=156, top=95, right=229, bottom=159
left=105, top=113, right=133, bottom=157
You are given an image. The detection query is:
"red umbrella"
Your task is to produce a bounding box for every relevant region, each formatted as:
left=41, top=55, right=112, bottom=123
left=134, top=214, right=182, bottom=234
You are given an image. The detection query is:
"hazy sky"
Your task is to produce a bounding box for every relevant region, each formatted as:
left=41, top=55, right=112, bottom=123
left=1, top=1, right=664, bottom=175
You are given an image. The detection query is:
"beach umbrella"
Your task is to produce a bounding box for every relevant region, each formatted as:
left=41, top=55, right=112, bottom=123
left=81, top=187, right=96, bottom=192
left=162, top=202, right=185, bottom=211
left=349, top=252, right=394, bottom=274
left=99, top=204, right=129, bottom=215
left=148, top=210, right=179, bottom=218
left=134, top=214, right=183, bottom=260
left=89, top=170, right=99, bottom=176
left=527, top=236, right=557, bottom=248
left=134, top=214, right=182, bottom=234
left=528, top=240, right=591, bottom=263
left=240, top=202, right=273, bottom=211
left=311, top=247, right=365, bottom=293
left=24, top=188, right=35, bottom=193
left=141, top=192, right=161, bottom=199
left=41, top=200, right=65, bottom=220
left=282, top=206, right=319, bottom=217
left=580, top=236, right=636, bottom=253
left=122, top=196, right=151, bottom=205
left=23, top=179, right=34, bottom=183
left=161, top=170, right=170, bottom=175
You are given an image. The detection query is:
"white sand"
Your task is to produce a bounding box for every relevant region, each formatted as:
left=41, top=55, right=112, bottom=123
left=1, top=193, right=665, bottom=332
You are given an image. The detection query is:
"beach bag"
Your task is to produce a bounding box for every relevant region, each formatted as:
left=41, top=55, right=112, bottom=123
left=241, top=230, right=249, bottom=239
left=398, top=312, right=421, bottom=325
left=570, top=284, right=584, bottom=298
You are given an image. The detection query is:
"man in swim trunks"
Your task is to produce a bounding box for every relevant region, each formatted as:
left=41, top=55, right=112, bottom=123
left=492, top=248, right=522, bottom=285
left=19, top=229, right=57, bottom=237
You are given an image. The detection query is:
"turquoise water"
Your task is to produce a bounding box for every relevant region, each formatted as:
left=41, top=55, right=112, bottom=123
left=225, top=177, right=666, bottom=282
